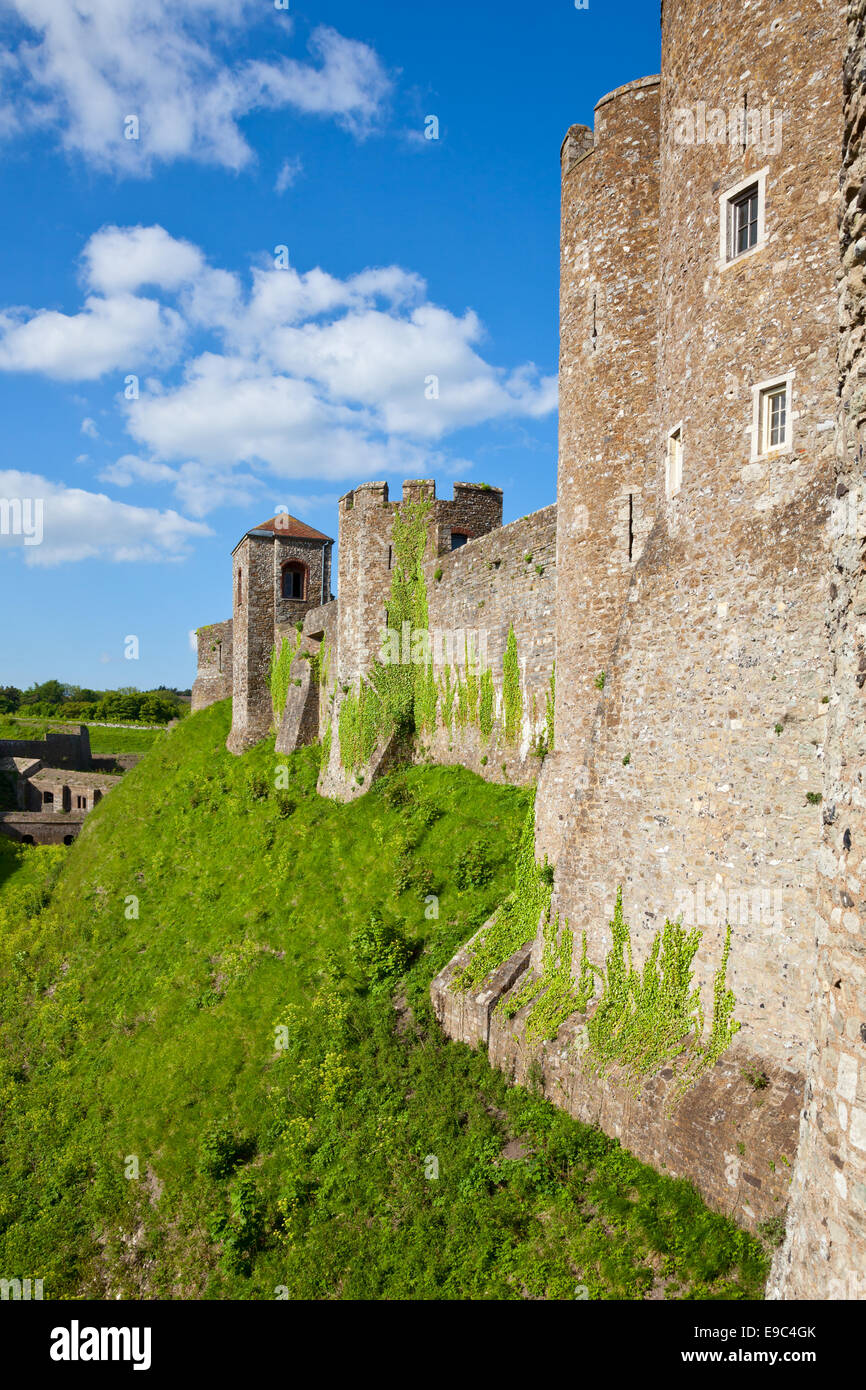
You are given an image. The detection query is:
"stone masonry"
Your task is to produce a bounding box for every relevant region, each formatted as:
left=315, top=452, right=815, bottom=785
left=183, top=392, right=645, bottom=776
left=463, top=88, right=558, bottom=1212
left=191, top=0, right=866, bottom=1296
left=768, top=0, right=866, bottom=1302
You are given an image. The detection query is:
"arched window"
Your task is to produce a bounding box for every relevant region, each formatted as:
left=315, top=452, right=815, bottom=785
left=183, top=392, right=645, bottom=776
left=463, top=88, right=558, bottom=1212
left=281, top=561, right=308, bottom=600
left=451, top=531, right=469, bottom=551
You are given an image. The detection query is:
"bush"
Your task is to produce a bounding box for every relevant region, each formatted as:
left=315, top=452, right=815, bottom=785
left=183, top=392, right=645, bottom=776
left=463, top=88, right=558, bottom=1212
left=455, top=839, right=494, bottom=890
left=198, top=1124, right=249, bottom=1181
left=349, top=911, right=411, bottom=985
left=246, top=772, right=269, bottom=801
left=381, top=777, right=413, bottom=809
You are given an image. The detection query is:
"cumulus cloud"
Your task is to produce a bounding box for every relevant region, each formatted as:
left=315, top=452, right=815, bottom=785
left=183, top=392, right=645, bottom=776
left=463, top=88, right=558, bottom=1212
left=0, top=468, right=211, bottom=565
left=0, top=225, right=557, bottom=514
left=83, top=225, right=205, bottom=295
left=0, top=4, right=391, bottom=174
left=0, top=293, right=184, bottom=380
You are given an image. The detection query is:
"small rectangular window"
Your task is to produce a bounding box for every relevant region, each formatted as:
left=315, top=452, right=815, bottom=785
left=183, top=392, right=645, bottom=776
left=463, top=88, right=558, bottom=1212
left=766, top=387, right=787, bottom=448
left=731, top=186, right=759, bottom=257
left=719, top=170, right=767, bottom=269
left=752, top=373, right=794, bottom=459
left=761, top=384, right=788, bottom=452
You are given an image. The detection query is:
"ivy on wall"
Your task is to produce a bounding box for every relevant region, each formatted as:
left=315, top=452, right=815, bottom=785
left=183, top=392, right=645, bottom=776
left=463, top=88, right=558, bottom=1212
left=338, top=499, right=433, bottom=770
left=584, top=890, right=740, bottom=1106
left=452, top=791, right=552, bottom=990
left=269, top=628, right=303, bottom=728
left=334, top=504, right=552, bottom=769
left=479, top=669, right=495, bottom=742
left=545, top=662, right=555, bottom=752
left=502, top=626, right=522, bottom=745
left=455, top=829, right=741, bottom=1106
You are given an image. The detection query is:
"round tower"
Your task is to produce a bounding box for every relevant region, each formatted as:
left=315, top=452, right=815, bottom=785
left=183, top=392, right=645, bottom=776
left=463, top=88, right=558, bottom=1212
left=536, top=75, right=661, bottom=860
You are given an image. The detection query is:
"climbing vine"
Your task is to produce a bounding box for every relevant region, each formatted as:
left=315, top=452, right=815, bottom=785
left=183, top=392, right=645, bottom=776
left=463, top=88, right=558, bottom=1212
left=338, top=499, right=433, bottom=770
left=338, top=681, right=383, bottom=770
left=452, top=791, right=552, bottom=991
left=498, top=913, right=595, bottom=1043
left=453, top=834, right=741, bottom=1106
left=478, top=669, right=495, bottom=742
left=502, top=625, right=522, bottom=745
left=269, top=628, right=303, bottom=727
left=545, top=662, right=555, bottom=752
left=439, top=667, right=456, bottom=731
left=583, top=889, right=741, bottom=1105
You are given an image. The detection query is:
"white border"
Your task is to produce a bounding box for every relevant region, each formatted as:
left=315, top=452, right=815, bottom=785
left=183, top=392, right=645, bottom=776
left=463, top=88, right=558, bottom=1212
left=750, top=371, right=795, bottom=461
left=718, top=167, right=769, bottom=272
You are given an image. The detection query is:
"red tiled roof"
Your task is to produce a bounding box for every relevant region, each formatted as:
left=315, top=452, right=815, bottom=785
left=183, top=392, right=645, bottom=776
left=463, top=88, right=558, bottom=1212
left=252, top=515, right=332, bottom=542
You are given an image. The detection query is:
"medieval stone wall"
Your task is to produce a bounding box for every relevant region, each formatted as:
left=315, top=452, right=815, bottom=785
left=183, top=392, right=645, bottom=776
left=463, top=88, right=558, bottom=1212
left=769, top=0, right=866, bottom=1302
left=421, top=504, right=557, bottom=784
left=226, top=535, right=275, bottom=753
left=0, top=726, right=91, bottom=771
left=273, top=534, right=331, bottom=628
left=536, top=76, right=661, bottom=861
left=191, top=619, right=233, bottom=713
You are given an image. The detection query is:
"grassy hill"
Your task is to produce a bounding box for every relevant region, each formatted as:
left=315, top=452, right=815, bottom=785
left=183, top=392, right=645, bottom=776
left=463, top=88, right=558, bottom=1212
left=0, top=717, right=165, bottom=754
left=0, top=702, right=769, bottom=1299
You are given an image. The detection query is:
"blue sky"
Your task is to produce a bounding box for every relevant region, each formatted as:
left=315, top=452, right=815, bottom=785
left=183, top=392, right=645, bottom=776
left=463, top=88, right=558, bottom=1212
left=0, top=0, right=660, bottom=690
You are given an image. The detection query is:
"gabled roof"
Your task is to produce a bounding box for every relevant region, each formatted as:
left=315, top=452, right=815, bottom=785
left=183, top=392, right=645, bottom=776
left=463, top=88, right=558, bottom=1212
left=233, top=514, right=334, bottom=552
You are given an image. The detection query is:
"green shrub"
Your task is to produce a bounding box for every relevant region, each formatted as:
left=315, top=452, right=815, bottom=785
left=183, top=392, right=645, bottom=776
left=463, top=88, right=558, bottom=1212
left=455, top=839, right=494, bottom=890
left=349, top=912, right=411, bottom=985
left=198, top=1124, right=249, bottom=1181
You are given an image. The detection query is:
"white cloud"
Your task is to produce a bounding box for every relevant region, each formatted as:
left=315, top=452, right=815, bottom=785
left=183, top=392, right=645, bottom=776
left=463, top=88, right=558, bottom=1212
left=100, top=452, right=265, bottom=517
left=0, top=225, right=557, bottom=513
left=274, top=155, right=303, bottom=194
left=80, top=417, right=99, bottom=438
left=83, top=225, right=205, bottom=295
left=0, top=468, right=211, bottom=565
left=0, top=293, right=184, bottom=380
left=0, top=4, right=391, bottom=174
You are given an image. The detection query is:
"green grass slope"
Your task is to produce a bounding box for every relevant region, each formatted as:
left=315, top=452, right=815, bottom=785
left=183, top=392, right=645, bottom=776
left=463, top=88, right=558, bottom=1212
left=0, top=718, right=164, bottom=753
left=0, top=701, right=768, bottom=1300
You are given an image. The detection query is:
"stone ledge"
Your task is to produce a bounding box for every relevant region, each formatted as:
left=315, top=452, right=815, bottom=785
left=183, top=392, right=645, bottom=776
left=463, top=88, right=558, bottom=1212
left=434, top=931, right=803, bottom=1236
left=430, top=917, right=533, bottom=1046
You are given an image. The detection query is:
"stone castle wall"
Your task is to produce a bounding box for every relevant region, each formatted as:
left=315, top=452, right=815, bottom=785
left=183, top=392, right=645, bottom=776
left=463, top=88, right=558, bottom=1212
left=191, top=0, right=863, bottom=1293
left=421, top=504, right=557, bottom=785
left=226, top=534, right=275, bottom=754
left=536, top=76, right=661, bottom=862
left=535, top=0, right=843, bottom=1181
left=769, top=0, right=866, bottom=1301
left=433, top=0, right=849, bottom=1266
left=0, top=726, right=91, bottom=771
left=191, top=620, right=233, bottom=713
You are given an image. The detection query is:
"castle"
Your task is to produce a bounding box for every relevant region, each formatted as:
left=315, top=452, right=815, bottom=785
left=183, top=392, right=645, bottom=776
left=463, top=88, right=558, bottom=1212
left=192, top=0, right=866, bottom=1299
left=0, top=725, right=125, bottom=845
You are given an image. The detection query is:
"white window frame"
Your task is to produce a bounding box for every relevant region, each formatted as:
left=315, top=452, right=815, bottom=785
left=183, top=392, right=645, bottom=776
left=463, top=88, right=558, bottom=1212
left=751, top=371, right=795, bottom=461
left=718, top=167, right=768, bottom=271
left=666, top=422, right=684, bottom=498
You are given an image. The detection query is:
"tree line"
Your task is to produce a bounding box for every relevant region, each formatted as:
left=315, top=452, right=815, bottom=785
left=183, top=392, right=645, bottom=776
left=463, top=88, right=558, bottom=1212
left=0, top=680, right=191, bottom=724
